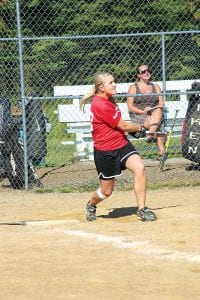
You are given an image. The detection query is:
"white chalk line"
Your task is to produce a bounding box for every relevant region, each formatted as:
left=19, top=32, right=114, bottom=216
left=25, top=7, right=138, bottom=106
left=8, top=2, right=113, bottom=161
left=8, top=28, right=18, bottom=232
left=25, top=219, right=79, bottom=226
left=63, top=230, right=200, bottom=264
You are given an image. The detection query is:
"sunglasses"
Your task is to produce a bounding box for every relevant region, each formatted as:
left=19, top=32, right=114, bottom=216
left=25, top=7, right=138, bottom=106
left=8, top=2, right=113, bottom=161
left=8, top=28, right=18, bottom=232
left=139, top=69, right=151, bottom=74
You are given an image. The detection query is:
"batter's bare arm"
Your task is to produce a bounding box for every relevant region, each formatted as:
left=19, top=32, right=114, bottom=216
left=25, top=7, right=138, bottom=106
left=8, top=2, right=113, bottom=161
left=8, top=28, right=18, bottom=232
left=117, top=118, right=142, bottom=133
left=117, top=118, right=146, bottom=139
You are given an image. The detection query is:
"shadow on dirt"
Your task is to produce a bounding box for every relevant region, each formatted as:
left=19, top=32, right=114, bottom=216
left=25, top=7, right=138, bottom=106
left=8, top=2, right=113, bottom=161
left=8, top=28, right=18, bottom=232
left=98, top=204, right=181, bottom=219
left=98, top=206, right=137, bottom=218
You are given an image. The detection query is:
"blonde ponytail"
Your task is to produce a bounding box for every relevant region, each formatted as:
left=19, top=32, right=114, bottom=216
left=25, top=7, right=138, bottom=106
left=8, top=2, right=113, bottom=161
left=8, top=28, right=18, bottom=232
left=80, top=86, right=95, bottom=111
left=80, top=72, right=112, bottom=111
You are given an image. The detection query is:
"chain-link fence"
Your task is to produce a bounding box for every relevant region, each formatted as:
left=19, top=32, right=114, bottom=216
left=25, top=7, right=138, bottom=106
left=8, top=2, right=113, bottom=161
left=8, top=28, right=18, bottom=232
left=0, top=0, right=200, bottom=190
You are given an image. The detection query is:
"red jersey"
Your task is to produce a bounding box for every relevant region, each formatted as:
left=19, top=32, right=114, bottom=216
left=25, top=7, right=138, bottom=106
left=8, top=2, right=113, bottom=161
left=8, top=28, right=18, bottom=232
left=90, top=95, right=128, bottom=150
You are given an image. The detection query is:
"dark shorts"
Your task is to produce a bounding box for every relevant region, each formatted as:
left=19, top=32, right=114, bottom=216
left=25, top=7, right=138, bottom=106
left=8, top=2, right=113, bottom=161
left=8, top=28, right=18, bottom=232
left=94, top=141, right=139, bottom=180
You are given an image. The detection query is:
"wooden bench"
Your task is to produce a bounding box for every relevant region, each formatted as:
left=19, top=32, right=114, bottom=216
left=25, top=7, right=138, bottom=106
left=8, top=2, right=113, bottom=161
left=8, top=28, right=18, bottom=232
left=54, top=82, right=190, bottom=161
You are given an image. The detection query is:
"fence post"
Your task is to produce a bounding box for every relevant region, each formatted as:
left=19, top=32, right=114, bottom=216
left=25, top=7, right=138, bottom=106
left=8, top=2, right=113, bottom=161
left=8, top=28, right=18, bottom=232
left=161, top=33, right=167, bottom=129
left=16, top=0, right=28, bottom=190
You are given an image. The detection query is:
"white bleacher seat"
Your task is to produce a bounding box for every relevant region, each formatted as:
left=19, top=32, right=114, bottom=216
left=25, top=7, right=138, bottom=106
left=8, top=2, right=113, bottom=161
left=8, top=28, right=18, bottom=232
left=54, top=81, right=193, bottom=161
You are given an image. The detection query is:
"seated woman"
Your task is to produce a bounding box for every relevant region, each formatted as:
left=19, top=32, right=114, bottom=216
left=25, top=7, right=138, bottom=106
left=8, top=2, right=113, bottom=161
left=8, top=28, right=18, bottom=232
left=127, top=63, right=165, bottom=159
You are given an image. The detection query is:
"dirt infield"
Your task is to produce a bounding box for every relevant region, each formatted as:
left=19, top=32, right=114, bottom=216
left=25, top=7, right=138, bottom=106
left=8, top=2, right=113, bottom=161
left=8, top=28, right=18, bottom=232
left=0, top=185, right=199, bottom=300
left=32, top=158, right=200, bottom=190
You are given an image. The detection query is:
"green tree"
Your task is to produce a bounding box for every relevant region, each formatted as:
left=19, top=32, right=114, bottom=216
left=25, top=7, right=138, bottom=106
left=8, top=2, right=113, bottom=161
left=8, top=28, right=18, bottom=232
left=0, top=0, right=199, bottom=100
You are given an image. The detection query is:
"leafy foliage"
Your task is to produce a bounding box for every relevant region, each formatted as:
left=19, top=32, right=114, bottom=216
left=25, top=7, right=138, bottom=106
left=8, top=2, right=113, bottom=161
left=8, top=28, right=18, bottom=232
left=0, top=0, right=199, bottom=101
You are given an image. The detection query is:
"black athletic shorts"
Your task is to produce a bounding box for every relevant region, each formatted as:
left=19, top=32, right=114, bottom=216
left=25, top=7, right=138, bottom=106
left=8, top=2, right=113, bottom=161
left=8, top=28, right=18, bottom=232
left=94, top=141, right=139, bottom=180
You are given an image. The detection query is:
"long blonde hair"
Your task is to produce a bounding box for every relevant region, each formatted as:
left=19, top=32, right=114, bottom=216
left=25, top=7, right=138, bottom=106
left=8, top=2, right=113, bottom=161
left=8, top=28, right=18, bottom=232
left=80, top=72, right=112, bottom=111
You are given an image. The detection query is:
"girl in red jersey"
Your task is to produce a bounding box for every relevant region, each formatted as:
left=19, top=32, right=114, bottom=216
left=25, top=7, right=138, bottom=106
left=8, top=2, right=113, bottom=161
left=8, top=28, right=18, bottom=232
left=80, top=72, right=157, bottom=222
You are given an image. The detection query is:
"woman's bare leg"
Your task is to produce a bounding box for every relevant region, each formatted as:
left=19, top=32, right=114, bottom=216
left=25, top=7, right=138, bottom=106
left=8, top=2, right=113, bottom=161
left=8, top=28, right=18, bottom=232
left=125, top=154, right=157, bottom=221
left=148, top=107, right=163, bottom=132
left=88, top=178, right=115, bottom=207
left=125, top=154, right=147, bottom=209
left=86, top=179, right=115, bottom=221
left=144, top=108, right=164, bottom=155
left=157, top=136, right=165, bottom=156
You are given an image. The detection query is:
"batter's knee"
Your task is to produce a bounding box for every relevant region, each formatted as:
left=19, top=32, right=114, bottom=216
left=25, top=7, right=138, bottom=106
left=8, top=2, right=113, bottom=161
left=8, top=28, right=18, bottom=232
left=97, top=188, right=112, bottom=200
left=135, top=161, right=146, bottom=176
